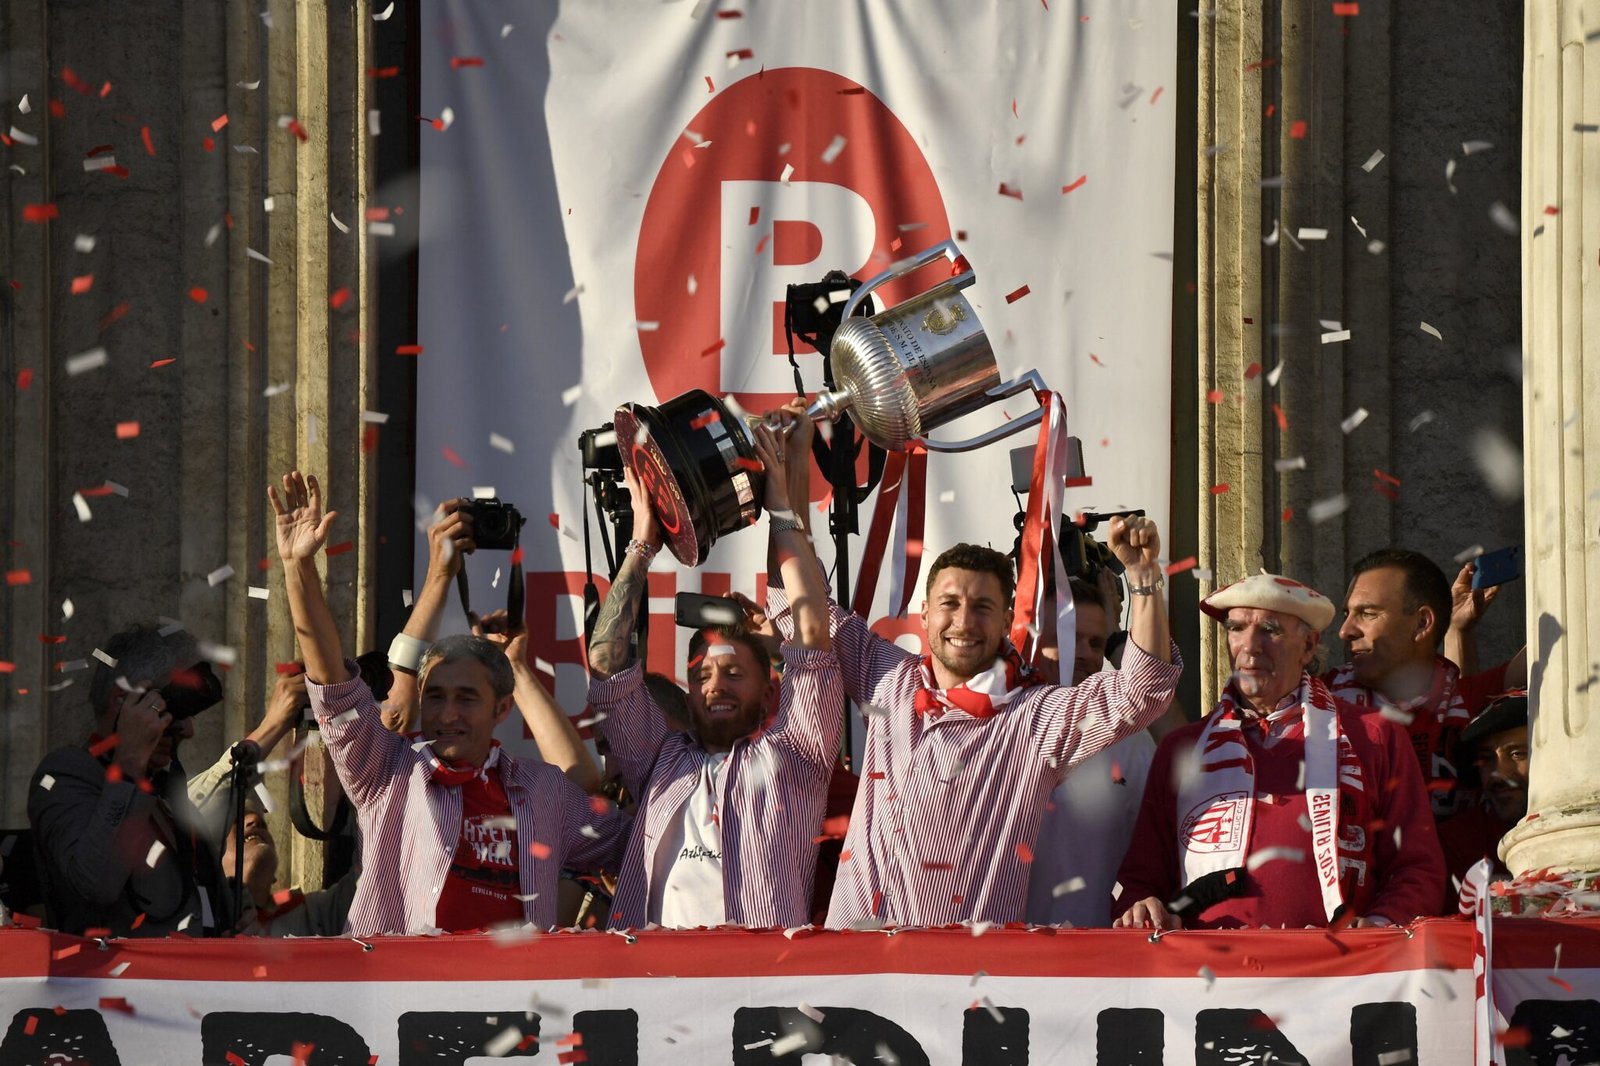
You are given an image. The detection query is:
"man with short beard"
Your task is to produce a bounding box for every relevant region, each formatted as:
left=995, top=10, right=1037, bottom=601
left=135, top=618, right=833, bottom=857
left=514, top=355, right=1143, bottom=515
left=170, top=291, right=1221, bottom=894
left=586, top=402, right=841, bottom=929
left=1437, top=693, right=1528, bottom=910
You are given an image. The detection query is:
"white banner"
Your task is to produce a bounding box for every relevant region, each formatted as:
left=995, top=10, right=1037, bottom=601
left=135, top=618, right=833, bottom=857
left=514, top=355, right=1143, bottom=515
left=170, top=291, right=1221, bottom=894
left=8, top=921, right=1597, bottom=1064
left=414, top=0, right=1177, bottom=759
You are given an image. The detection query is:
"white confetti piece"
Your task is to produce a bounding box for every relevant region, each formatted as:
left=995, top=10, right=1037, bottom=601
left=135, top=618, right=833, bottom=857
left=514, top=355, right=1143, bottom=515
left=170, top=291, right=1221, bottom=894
left=369, top=221, right=396, bottom=237
left=72, top=491, right=91, bottom=523
left=1247, top=846, right=1305, bottom=870
left=109, top=962, right=129, bottom=976
left=743, top=1039, right=773, bottom=1051
left=92, top=648, right=118, bottom=667
left=17, top=94, right=30, bottom=114
left=307, top=411, right=318, bottom=444
left=1408, top=410, right=1435, bottom=432
left=39, top=775, right=55, bottom=791
left=74, top=233, right=96, bottom=253
left=1320, top=329, right=1351, bottom=344
left=1349, top=216, right=1368, bottom=238
left=1192, top=567, right=1214, bottom=582
left=245, top=247, right=273, bottom=264
left=402, top=588, right=414, bottom=608
left=62, top=598, right=74, bottom=619
left=1420, top=321, right=1442, bottom=341
left=1051, top=876, right=1087, bottom=897
left=1296, top=227, right=1328, bottom=241
left=1453, top=544, right=1484, bottom=564
left=207, top=564, right=235, bottom=587
left=1340, top=407, right=1369, bottom=434
left=1198, top=965, right=1216, bottom=989
left=1368, top=238, right=1386, bottom=254
left=59, top=659, right=90, bottom=673
left=263, top=382, right=291, bottom=398
left=1273, top=456, right=1306, bottom=472
left=501, top=23, right=514, bottom=37
left=157, top=616, right=184, bottom=635
left=534, top=657, right=554, bottom=676
left=579, top=824, right=600, bottom=839
left=83, top=154, right=118, bottom=171
left=333, top=708, right=361, bottom=726
left=1308, top=493, right=1350, bottom=524
left=411, top=738, right=436, bottom=751
left=1462, top=140, right=1493, bottom=155
left=373, top=0, right=394, bottom=19
left=1377, top=1050, right=1412, bottom=1065
left=562, top=284, right=584, bottom=305
left=66, top=347, right=109, bottom=375
left=771, top=1032, right=810, bottom=1056
left=197, top=641, right=237, bottom=666
left=9, top=125, right=39, bottom=146
left=634, top=320, right=660, bottom=331
left=361, top=409, right=390, bottom=424
left=979, top=997, right=1004, bottom=1024
left=1361, top=148, right=1385, bottom=172
left=237, top=79, right=260, bottom=90
left=438, top=106, right=454, bottom=130
left=330, top=212, right=350, bottom=234
left=248, top=586, right=270, bottom=600
left=483, top=1027, right=522, bottom=1057
left=1262, top=220, right=1279, bottom=246
left=780, top=162, right=794, bottom=185
left=1488, top=201, right=1519, bottom=234
left=146, top=841, right=167, bottom=867
left=687, top=273, right=698, bottom=296
left=820, top=134, right=847, bottom=164
left=489, top=432, right=515, bottom=454
left=561, top=384, right=583, bottom=406
left=368, top=110, right=381, bottom=136
left=938, top=490, right=956, bottom=503
left=472, top=485, right=496, bottom=499
left=492, top=567, right=502, bottom=590
left=798, top=1003, right=825, bottom=1023
left=254, top=781, right=275, bottom=812
left=1266, top=361, right=1284, bottom=387
left=262, top=196, right=275, bottom=213
left=1379, top=706, right=1417, bottom=727
left=205, top=222, right=223, bottom=247
left=1471, top=427, right=1523, bottom=502
left=1445, top=158, right=1459, bottom=194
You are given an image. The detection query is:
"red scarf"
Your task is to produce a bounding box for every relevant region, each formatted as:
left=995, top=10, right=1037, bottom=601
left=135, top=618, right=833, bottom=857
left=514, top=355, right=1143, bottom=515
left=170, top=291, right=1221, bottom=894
left=410, top=736, right=503, bottom=787
left=1326, top=655, right=1467, bottom=816
left=913, top=643, right=1032, bottom=720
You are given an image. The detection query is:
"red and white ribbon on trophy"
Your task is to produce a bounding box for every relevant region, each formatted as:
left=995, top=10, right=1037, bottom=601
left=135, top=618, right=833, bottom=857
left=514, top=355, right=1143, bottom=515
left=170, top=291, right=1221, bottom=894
left=852, top=443, right=929, bottom=621
left=1010, top=389, right=1073, bottom=670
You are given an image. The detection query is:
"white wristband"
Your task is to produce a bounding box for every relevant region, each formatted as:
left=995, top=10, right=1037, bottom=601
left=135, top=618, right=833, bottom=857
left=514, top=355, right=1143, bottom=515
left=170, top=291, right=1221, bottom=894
left=387, top=633, right=430, bottom=674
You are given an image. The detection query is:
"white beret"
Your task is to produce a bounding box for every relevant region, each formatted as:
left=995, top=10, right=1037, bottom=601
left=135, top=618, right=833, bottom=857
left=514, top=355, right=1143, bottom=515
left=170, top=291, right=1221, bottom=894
left=1200, top=572, right=1335, bottom=631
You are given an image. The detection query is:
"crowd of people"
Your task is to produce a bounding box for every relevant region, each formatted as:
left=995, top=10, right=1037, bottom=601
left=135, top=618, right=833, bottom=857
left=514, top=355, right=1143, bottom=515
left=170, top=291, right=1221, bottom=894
left=4, top=398, right=1529, bottom=940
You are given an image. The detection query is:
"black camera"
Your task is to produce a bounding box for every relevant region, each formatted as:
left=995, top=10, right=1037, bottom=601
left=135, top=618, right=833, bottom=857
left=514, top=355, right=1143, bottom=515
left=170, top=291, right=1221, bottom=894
left=155, top=661, right=225, bottom=721
left=1061, top=510, right=1145, bottom=581
left=465, top=497, right=524, bottom=551
left=579, top=424, right=623, bottom=474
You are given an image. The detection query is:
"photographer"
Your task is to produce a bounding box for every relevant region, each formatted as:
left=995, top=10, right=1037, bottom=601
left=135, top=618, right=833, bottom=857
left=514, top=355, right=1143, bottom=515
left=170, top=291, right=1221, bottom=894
left=27, top=624, right=240, bottom=937
left=383, top=498, right=600, bottom=793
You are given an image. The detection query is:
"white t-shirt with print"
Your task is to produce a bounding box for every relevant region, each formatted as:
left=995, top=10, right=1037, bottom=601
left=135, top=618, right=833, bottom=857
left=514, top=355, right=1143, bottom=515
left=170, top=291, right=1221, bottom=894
left=649, top=751, right=729, bottom=928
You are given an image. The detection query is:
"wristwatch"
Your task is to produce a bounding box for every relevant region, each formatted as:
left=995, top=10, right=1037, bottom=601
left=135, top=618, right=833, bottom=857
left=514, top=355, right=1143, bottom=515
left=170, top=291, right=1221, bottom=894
left=1127, top=574, right=1165, bottom=596
left=769, top=514, right=805, bottom=535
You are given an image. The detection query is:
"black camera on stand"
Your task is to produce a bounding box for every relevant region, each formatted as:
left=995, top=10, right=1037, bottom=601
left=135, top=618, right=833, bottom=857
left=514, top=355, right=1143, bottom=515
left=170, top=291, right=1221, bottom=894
left=463, top=497, right=524, bottom=551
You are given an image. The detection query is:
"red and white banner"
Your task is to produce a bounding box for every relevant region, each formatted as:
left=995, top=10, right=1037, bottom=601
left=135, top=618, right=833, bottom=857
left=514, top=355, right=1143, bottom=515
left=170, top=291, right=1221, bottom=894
left=413, top=0, right=1177, bottom=761
left=3, top=920, right=1598, bottom=1063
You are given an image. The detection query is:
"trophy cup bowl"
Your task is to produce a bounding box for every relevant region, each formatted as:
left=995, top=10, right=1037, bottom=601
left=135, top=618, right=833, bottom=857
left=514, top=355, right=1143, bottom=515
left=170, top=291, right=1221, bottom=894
left=613, top=391, right=763, bottom=567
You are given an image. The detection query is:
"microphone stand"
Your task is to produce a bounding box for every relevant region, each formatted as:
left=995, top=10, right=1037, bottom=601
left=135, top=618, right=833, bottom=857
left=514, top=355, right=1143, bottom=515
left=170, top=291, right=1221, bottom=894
left=226, top=739, right=260, bottom=936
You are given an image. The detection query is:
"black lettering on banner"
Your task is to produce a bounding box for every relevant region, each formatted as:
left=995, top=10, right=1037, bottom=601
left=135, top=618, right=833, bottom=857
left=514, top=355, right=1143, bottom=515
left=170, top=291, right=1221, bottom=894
left=732, top=1006, right=930, bottom=1065
left=572, top=1009, right=638, bottom=1065
left=1504, top=998, right=1600, bottom=1065
left=963, top=1005, right=1029, bottom=1065
left=1194, top=1009, right=1304, bottom=1065
left=200, top=1012, right=371, bottom=1065
left=1096, top=1007, right=1164, bottom=1063
left=396, top=1011, right=539, bottom=1065
left=1349, top=1002, right=1417, bottom=1066
left=1, top=1008, right=122, bottom=1066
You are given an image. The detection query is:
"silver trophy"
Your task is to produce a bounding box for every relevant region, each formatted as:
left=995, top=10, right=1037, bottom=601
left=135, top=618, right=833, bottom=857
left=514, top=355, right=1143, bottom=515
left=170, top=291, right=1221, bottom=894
left=807, top=240, right=1046, bottom=452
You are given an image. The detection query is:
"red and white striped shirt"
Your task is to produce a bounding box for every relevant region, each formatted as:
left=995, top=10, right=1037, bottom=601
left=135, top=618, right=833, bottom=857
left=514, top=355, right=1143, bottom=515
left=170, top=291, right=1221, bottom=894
left=308, top=664, right=629, bottom=936
left=767, top=590, right=1183, bottom=928
left=587, top=644, right=843, bottom=929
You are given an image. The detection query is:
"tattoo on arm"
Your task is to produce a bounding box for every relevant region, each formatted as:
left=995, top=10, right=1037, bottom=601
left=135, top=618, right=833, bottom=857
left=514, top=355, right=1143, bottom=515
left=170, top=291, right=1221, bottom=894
left=588, top=557, right=648, bottom=678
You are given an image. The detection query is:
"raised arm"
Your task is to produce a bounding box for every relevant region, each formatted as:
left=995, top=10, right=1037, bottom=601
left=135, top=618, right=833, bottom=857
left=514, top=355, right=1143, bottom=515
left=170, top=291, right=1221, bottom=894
left=382, top=499, right=475, bottom=733
left=479, top=615, right=601, bottom=794
left=756, top=402, right=829, bottom=653
left=587, top=465, right=659, bottom=680
left=269, top=472, right=349, bottom=686
left=1108, top=514, right=1173, bottom=667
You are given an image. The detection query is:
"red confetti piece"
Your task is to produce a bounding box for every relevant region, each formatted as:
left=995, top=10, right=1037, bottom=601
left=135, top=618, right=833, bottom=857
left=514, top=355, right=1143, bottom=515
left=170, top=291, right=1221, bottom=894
left=1015, top=842, right=1034, bottom=864
left=1061, top=175, right=1087, bottom=194
left=1289, top=120, right=1308, bottom=139
left=700, top=337, right=726, bottom=358
left=997, top=182, right=1024, bottom=200
left=558, top=1052, right=586, bottom=1065
left=228, top=1053, right=247, bottom=1066
left=548, top=512, right=561, bottom=530
left=747, top=205, right=759, bottom=226
left=689, top=410, right=722, bottom=430
left=588, top=796, right=610, bottom=816
left=838, top=848, right=852, bottom=862
left=329, top=287, right=351, bottom=309
left=922, top=861, right=954, bottom=871
left=115, top=421, right=140, bottom=440
left=1548, top=975, right=1573, bottom=993
left=5, top=569, right=31, bottom=586
left=150, top=358, right=176, bottom=368
left=1265, top=103, right=1276, bottom=118
left=71, top=275, right=94, bottom=295
left=98, top=997, right=135, bottom=1015
left=49, top=99, right=65, bottom=119
left=726, top=48, right=753, bottom=61
left=1150, top=86, right=1164, bottom=105
left=1063, top=475, right=1093, bottom=489
left=18, top=368, right=33, bottom=390
left=733, top=457, right=763, bottom=471
left=23, top=1016, right=37, bottom=1036
left=188, top=287, right=208, bottom=304
left=1373, top=468, right=1401, bottom=486
left=292, top=1041, right=316, bottom=1065
left=557, top=1034, right=584, bottom=1048
left=325, top=540, right=354, bottom=557
left=1244, top=57, right=1279, bottom=72
left=211, top=114, right=229, bottom=132
left=1211, top=483, right=1231, bottom=495
left=529, top=841, right=552, bottom=860
left=716, top=8, right=743, bottom=16
left=99, top=301, right=132, bottom=332
left=1272, top=403, right=1287, bottom=430
left=287, top=118, right=309, bottom=142
left=365, top=206, right=390, bottom=222
left=1004, top=284, right=1031, bottom=304
left=40, top=633, right=68, bottom=643
left=1497, top=1026, right=1530, bottom=1049
left=0, top=662, right=14, bottom=673
left=275, top=662, right=302, bottom=675
left=510, top=546, right=524, bottom=566
left=1244, top=362, right=1262, bottom=379
left=141, top=126, right=155, bottom=156
left=450, top=56, right=485, bottom=69
left=395, top=343, right=423, bottom=355
left=441, top=446, right=466, bottom=469
left=61, top=66, right=91, bottom=94
left=22, top=203, right=59, bottom=223
left=519, top=1033, right=540, bottom=1051
left=88, top=734, right=119, bottom=757
left=367, top=66, right=400, bottom=79
left=1282, top=506, right=1294, bottom=522
left=1165, top=556, right=1198, bottom=576
left=1206, top=389, right=1223, bottom=404
left=202, top=136, right=215, bottom=152
left=704, top=76, right=715, bottom=93
left=1332, top=1, right=1359, bottom=13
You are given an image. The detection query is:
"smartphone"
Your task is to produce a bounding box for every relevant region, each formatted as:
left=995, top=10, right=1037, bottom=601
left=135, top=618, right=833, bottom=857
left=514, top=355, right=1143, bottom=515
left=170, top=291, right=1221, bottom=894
left=674, top=592, right=745, bottom=629
left=1471, top=545, right=1523, bottom=590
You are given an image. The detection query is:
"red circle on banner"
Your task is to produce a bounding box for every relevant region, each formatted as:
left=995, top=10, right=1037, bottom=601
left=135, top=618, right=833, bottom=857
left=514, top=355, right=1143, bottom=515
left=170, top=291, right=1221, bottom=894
left=634, top=66, right=952, bottom=422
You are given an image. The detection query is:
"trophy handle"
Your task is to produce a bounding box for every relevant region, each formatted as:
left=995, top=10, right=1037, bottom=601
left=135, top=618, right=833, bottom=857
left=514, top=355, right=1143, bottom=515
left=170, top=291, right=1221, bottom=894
left=915, top=370, right=1049, bottom=454
left=839, top=239, right=975, bottom=322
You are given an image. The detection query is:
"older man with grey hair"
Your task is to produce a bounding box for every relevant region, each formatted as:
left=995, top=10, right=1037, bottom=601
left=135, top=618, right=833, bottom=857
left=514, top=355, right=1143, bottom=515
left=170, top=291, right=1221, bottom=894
left=1113, top=573, right=1446, bottom=931
left=272, top=471, right=628, bottom=935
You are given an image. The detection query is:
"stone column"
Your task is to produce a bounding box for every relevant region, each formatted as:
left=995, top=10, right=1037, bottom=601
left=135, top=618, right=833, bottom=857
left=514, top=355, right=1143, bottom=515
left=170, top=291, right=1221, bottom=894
left=1500, top=0, right=1600, bottom=878
left=1196, top=0, right=1269, bottom=712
